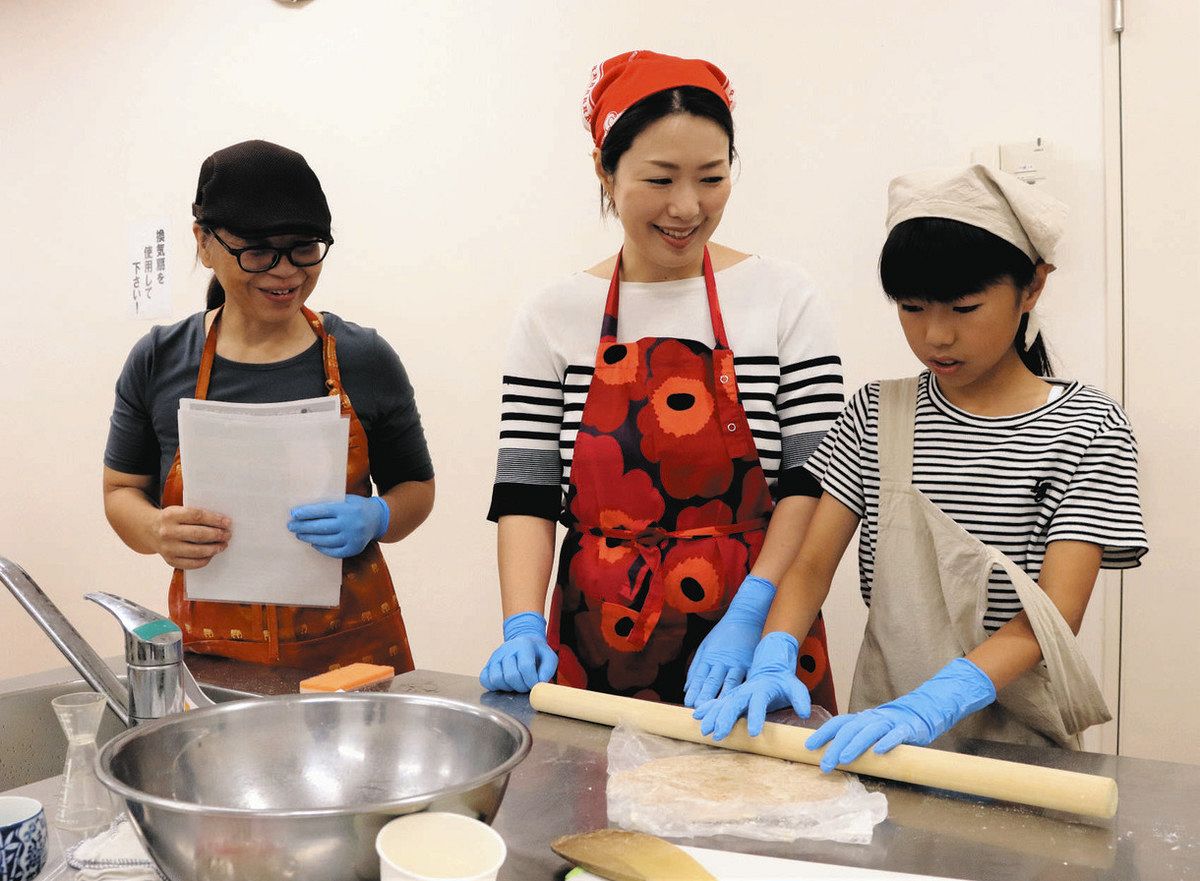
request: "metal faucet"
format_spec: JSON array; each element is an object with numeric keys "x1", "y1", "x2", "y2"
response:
[{"x1": 1, "y1": 557, "x2": 213, "y2": 726}]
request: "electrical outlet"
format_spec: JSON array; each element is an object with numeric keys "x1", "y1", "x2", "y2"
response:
[{"x1": 999, "y1": 138, "x2": 1049, "y2": 185}]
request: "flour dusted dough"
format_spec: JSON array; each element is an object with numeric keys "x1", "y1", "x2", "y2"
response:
[{"x1": 608, "y1": 752, "x2": 849, "y2": 823}]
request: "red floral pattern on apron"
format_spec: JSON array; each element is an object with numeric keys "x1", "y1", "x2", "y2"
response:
[
  {"x1": 162, "y1": 306, "x2": 415, "y2": 674},
  {"x1": 549, "y1": 250, "x2": 837, "y2": 708}
]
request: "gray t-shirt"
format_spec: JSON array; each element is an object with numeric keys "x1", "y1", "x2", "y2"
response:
[{"x1": 104, "y1": 311, "x2": 434, "y2": 500}]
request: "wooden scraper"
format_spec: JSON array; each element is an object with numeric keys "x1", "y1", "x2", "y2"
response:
[{"x1": 552, "y1": 830, "x2": 717, "y2": 881}]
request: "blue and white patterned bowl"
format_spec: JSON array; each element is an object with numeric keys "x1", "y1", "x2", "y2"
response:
[{"x1": 0, "y1": 797, "x2": 47, "y2": 881}]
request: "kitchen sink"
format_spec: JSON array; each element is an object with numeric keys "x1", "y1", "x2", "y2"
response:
[{"x1": 0, "y1": 677, "x2": 250, "y2": 791}]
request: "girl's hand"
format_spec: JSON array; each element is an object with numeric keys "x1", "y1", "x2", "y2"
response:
[
  {"x1": 155, "y1": 506, "x2": 231, "y2": 569},
  {"x1": 805, "y1": 657, "x2": 996, "y2": 772}
]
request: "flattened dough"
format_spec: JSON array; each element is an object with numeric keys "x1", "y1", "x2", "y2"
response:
[{"x1": 609, "y1": 752, "x2": 849, "y2": 823}]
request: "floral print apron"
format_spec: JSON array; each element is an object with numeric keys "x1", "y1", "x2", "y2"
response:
[{"x1": 548, "y1": 250, "x2": 837, "y2": 708}]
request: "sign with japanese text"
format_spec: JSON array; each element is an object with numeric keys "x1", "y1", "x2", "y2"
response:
[{"x1": 129, "y1": 220, "x2": 172, "y2": 319}]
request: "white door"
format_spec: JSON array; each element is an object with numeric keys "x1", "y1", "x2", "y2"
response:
[{"x1": 1119, "y1": 0, "x2": 1200, "y2": 762}]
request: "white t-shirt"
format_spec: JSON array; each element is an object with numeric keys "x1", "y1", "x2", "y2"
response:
[
  {"x1": 805, "y1": 372, "x2": 1149, "y2": 631},
  {"x1": 489, "y1": 255, "x2": 844, "y2": 520}
]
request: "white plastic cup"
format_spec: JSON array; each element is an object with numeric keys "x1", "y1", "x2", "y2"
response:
[{"x1": 376, "y1": 812, "x2": 506, "y2": 881}]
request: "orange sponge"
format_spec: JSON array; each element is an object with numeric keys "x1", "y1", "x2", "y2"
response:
[{"x1": 299, "y1": 663, "x2": 396, "y2": 693}]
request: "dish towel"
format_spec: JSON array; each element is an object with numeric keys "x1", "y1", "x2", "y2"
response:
[{"x1": 65, "y1": 815, "x2": 165, "y2": 881}]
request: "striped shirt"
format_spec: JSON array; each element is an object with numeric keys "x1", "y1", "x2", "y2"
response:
[
  {"x1": 489, "y1": 256, "x2": 844, "y2": 521},
  {"x1": 805, "y1": 373, "x2": 1148, "y2": 631}
]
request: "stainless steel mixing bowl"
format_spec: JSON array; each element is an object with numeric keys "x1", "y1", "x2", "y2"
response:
[{"x1": 95, "y1": 692, "x2": 531, "y2": 881}]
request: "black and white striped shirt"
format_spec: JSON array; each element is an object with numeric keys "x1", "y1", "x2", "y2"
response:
[
  {"x1": 805, "y1": 373, "x2": 1148, "y2": 631},
  {"x1": 489, "y1": 256, "x2": 844, "y2": 521}
]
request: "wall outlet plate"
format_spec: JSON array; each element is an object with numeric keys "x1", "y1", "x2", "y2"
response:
[{"x1": 1000, "y1": 139, "x2": 1050, "y2": 184}]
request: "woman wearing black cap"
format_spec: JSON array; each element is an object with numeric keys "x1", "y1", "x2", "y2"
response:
[{"x1": 102, "y1": 140, "x2": 434, "y2": 672}]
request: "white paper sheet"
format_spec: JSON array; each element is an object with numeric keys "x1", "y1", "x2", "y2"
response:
[
  {"x1": 178, "y1": 402, "x2": 349, "y2": 607},
  {"x1": 180, "y1": 395, "x2": 341, "y2": 418}
]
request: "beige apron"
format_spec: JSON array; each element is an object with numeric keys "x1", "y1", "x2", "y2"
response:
[{"x1": 848, "y1": 377, "x2": 1111, "y2": 749}]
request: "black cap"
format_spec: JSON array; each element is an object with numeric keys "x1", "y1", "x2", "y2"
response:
[{"x1": 192, "y1": 140, "x2": 331, "y2": 239}]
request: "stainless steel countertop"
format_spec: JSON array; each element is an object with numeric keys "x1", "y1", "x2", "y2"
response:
[
  {"x1": 6, "y1": 665, "x2": 1199, "y2": 880},
  {"x1": 399, "y1": 670, "x2": 1200, "y2": 881}
]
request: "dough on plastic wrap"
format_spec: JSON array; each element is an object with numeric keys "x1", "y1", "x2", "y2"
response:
[
  {"x1": 610, "y1": 752, "x2": 850, "y2": 822},
  {"x1": 605, "y1": 723, "x2": 889, "y2": 844}
]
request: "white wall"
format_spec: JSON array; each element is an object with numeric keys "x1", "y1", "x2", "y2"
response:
[
  {"x1": 1118, "y1": 0, "x2": 1200, "y2": 764},
  {"x1": 1, "y1": 1, "x2": 1115, "y2": 738}
]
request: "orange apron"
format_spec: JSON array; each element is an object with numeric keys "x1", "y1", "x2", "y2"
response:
[{"x1": 163, "y1": 306, "x2": 415, "y2": 674}]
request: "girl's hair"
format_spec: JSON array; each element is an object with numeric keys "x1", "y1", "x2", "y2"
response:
[
  {"x1": 598, "y1": 85, "x2": 735, "y2": 216},
  {"x1": 879, "y1": 217, "x2": 1052, "y2": 376}
]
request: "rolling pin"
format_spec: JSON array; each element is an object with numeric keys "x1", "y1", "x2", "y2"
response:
[{"x1": 529, "y1": 682, "x2": 1118, "y2": 819}]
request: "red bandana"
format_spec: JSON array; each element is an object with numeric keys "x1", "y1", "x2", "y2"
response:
[{"x1": 581, "y1": 50, "x2": 735, "y2": 149}]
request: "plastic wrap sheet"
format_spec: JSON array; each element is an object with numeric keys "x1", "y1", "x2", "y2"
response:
[{"x1": 605, "y1": 712, "x2": 888, "y2": 845}]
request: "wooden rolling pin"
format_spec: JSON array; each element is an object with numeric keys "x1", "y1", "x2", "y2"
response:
[{"x1": 529, "y1": 682, "x2": 1118, "y2": 819}]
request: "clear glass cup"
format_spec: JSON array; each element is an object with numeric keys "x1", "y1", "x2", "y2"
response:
[{"x1": 51, "y1": 692, "x2": 116, "y2": 834}]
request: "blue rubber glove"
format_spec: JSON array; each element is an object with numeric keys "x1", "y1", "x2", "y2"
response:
[
  {"x1": 684, "y1": 575, "x2": 776, "y2": 708},
  {"x1": 692, "y1": 631, "x2": 811, "y2": 741},
  {"x1": 479, "y1": 611, "x2": 558, "y2": 693},
  {"x1": 287, "y1": 495, "x2": 389, "y2": 559},
  {"x1": 806, "y1": 657, "x2": 997, "y2": 773}
]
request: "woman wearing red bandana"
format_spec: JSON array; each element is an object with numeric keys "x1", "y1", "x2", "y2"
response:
[{"x1": 481, "y1": 51, "x2": 842, "y2": 711}]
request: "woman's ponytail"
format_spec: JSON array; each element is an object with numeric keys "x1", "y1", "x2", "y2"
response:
[{"x1": 205, "y1": 275, "x2": 226, "y2": 309}]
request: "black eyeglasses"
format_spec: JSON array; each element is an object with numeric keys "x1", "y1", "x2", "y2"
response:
[{"x1": 207, "y1": 228, "x2": 334, "y2": 273}]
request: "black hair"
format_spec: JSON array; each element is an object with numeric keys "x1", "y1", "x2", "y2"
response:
[
  {"x1": 598, "y1": 85, "x2": 735, "y2": 215},
  {"x1": 879, "y1": 217, "x2": 1052, "y2": 376},
  {"x1": 193, "y1": 228, "x2": 226, "y2": 309},
  {"x1": 206, "y1": 275, "x2": 225, "y2": 309}
]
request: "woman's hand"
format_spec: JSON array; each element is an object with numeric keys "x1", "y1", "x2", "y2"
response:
[
  {"x1": 155, "y1": 506, "x2": 231, "y2": 570},
  {"x1": 288, "y1": 495, "x2": 389, "y2": 558},
  {"x1": 693, "y1": 631, "x2": 812, "y2": 740},
  {"x1": 103, "y1": 467, "x2": 230, "y2": 568},
  {"x1": 684, "y1": 575, "x2": 776, "y2": 707},
  {"x1": 479, "y1": 611, "x2": 558, "y2": 693}
]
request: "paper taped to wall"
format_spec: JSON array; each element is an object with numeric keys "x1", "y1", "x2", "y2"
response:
[{"x1": 128, "y1": 219, "x2": 171, "y2": 320}]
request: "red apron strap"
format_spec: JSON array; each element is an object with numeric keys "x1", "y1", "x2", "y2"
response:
[
  {"x1": 586, "y1": 517, "x2": 768, "y2": 652},
  {"x1": 601, "y1": 247, "x2": 729, "y2": 349},
  {"x1": 593, "y1": 518, "x2": 768, "y2": 545},
  {"x1": 701, "y1": 248, "x2": 730, "y2": 350},
  {"x1": 600, "y1": 250, "x2": 622, "y2": 343}
]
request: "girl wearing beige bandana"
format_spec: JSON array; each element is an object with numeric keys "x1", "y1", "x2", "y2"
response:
[{"x1": 695, "y1": 167, "x2": 1148, "y2": 769}]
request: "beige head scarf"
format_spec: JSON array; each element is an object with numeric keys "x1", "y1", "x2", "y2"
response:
[{"x1": 886, "y1": 165, "x2": 1068, "y2": 348}]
